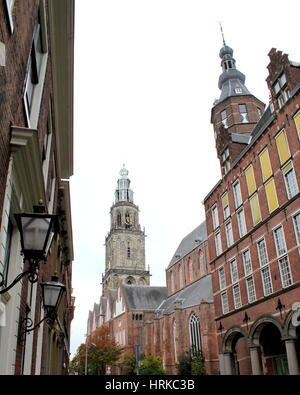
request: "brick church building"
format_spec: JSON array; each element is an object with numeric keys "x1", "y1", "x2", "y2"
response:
[
  {"x1": 88, "y1": 40, "x2": 300, "y2": 375},
  {"x1": 204, "y1": 43, "x2": 300, "y2": 374}
]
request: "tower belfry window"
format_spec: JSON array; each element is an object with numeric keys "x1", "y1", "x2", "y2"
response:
[
  {"x1": 221, "y1": 110, "x2": 228, "y2": 128},
  {"x1": 239, "y1": 104, "x2": 249, "y2": 123}
]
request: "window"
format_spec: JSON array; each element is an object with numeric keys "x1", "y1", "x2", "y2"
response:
[
  {"x1": 275, "y1": 130, "x2": 291, "y2": 165},
  {"x1": 265, "y1": 178, "x2": 279, "y2": 213},
  {"x1": 5, "y1": 0, "x2": 15, "y2": 33},
  {"x1": 189, "y1": 313, "x2": 201, "y2": 356},
  {"x1": 261, "y1": 267, "x2": 273, "y2": 296},
  {"x1": 257, "y1": 239, "x2": 268, "y2": 267},
  {"x1": 221, "y1": 110, "x2": 228, "y2": 128},
  {"x1": 170, "y1": 271, "x2": 174, "y2": 293},
  {"x1": 235, "y1": 87, "x2": 242, "y2": 94},
  {"x1": 221, "y1": 292, "x2": 229, "y2": 314},
  {"x1": 173, "y1": 321, "x2": 177, "y2": 362},
  {"x1": 222, "y1": 192, "x2": 230, "y2": 220},
  {"x1": 259, "y1": 148, "x2": 272, "y2": 183},
  {"x1": 293, "y1": 213, "x2": 300, "y2": 245},
  {"x1": 117, "y1": 212, "x2": 122, "y2": 226},
  {"x1": 225, "y1": 221, "x2": 234, "y2": 247},
  {"x1": 274, "y1": 73, "x2": 290, "y2": 109},
  {"x1": 230, "y1": 259, "x2": 239, "y2": 283},
  {"x1": 127, "y1": 242, "x2": 130, "y2": 259},
  {"x1": 233, "y1": 285, "x2": 242, "y2": 309},
  {"x1": 249, "y1": 193, "x2": 261, "y2": 225},
  {"x1": 294, "y1": 111, "x2": 300, "y2": 139},
  {"x1": 233, "y1": 181, "x2": 242, "y2": 208},
  {"x1": 243, "y1": 249, "x2": 252, "y2": 276},
  {"x1": 1, "y1": 219, "x2": 13, "y2": 286},
  {"x1": 215, "y1": 232, "x2": 222, "y2": 256},
  {"x1": 239, "y1": 104, "x2": 248, "y2": 123},
  {"x1": 24, "y1": 2, "x2": 48, "y2": 128},
  {"x1": 237, "y1": 208, "x2": 247, "y2": 237},
  {"x1": 278, "y1": 256, "x2": 293, "y2": 288},
  {"x1": 219, "y1": 266, "x2": 226, "y2": 290},
  {"x1": 246, "y1": 276, "x2": 256, "y2": 303},
  {"x1": 283, "y1": 162, "x2": 298, "y2": 199},
  {"x1": 212, "y1": 205, "x2": 219, "y2": 229},
  {"x1": 221, "y1": 148, "x2": 230, "y2": 174},
  {"x1": 257, "y1": 107, "x2": 262, "y2": 118},
  {"x1": 274, "y1": 226, "x2": 287, "y2": 257},
  {"x1": 245, "y1": 165, "x2": 256, "y2": 196}
]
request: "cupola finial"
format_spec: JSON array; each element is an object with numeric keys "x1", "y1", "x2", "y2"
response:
[{"x1": 219, "y1": 22, "x2": 226, "y2": 47}]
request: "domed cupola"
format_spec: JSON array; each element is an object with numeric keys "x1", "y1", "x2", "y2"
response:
[
  {"x1": 115, "y1": 165, "x2": 134, "y2": 203},
  {"x1": 217, "y1": 44, "x2": 251, "y2": 103}
]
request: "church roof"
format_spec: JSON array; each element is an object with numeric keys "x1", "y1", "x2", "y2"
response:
[
  {"x1": 156, "y1": 274, "x2": 213, "y2": 314},
  {"x1": 167, "y1": 221, "x2": 207, "y2": 269},
  {"x1": 122, "y1": 285, "x2": 167, "y2": 311}
]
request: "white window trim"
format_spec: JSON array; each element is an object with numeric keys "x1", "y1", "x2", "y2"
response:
[
  {"x1": 212, "y1": 204, "x2": 219, "y2": 230},
  {"x1": 233, "y1": 284, "x2": 242, "y2": 309},
  {"x1": 293, "y1": 212, "x2": 300, "y2": 246},
  {"x1": 230, "y1": 259, "x2": 239, "y2": 284},
  {"x1": 283, "y1": 162, "x2": 299, "y2": 199},
  {"x1": 233, "y1": 180, "x2": 242, "y2": 208},
  {"x1": 278, "y1": 256, "x2": 293, "y2": 288},
  {"x1": 219, "y1": 266, "x2": 226, "y2": 290},
  {"x1": 237, "y1": 208, "x2": 247, "y2": 237},
  {"x1": 225, "y1": 220, "x2": 234, "y2": 247},
  {"x1": 221, "y1": 292, "x2": 229, "y2": 314},
  {"x1": 257, "y1": 238, "x2": 268, "y2": 267},
  {"x1": 246, "y1": 276, "x2": 256, "y2": 303},
  {"x1": 242, "y1": 248, "x2": 252, "y2": 276},
  {"x1": 273, "y1": 226, "x2": 287, "y2": 258},
  {"x1": 261, "y1": 266, "x2": 273, "y2": 296}
]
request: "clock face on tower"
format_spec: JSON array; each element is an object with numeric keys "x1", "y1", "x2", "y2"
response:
[{"x1": 125, "y1": 214, "x2": 130, "y2": 225}]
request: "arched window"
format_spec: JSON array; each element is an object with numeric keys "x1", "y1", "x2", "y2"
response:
[
  {"x1": 117, "y1": 212, "x2": 122, "y2": 226},
  {"x1": 169, "y1": 270, "x2": 174, "y2": 293},
  {"x1": 125, "y1": 212, "x2": 130, "y2": 228},
  {"x1": 189, "y1": 313, "x2": 201, "y2": 356},
  {"x1": 173, "y1": 320, "x2": 177, "y2": 362}
]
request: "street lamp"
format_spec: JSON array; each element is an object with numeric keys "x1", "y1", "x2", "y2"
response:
[
  {"x1": 19, "y1": 275, "x2": 65, "y2": 340},
  {"x1": 0, "y1": 209, "x2": 58, "y2": 294}
]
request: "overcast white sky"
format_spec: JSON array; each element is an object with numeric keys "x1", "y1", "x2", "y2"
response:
[{"x1": 69, "y1": 0, "x2": 300, "y2": 356}]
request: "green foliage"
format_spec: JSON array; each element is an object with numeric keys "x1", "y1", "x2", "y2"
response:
[
  {"x1": 69, "y1": 325, "x2": 123, "y2": 375},
  {"x1": 123, "y1": 353, "x2": 137, "y2": 375},
  {"x1": 139, "y1": 355, "x2": 165, "y2": 375},
  {"x1": 176, "y1": 349, "x2": 206, "y2": 375}
]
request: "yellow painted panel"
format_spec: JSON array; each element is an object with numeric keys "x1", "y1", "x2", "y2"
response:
[
  {"x1": 275, "y1": 130, "x2": 291, "y2": 165},
  {"x1": 245, "y1": 165, "x2": 256, "y2": 196},
  {"x1": 294, "y1": 111, "x2": 300, "y2": 139},
  {"x1": 249, "y1": 194, "x2": 261, "y2": 225},
  {"x1": 265, "y1": 178, "x2": 279, "y2": 213},
  {"x1": 259, "y1": 149, "x2": 272, "y2": 182},
  {"x1": 221, "y1": 192, "x2": 229, "y2": 208}
]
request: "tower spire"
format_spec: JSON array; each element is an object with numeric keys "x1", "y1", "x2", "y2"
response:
[{"x1": 219, "y1": 22, "x2": 226, "y2": 47}]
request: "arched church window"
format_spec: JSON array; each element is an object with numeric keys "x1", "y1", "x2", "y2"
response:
[
  {"x1": 173, "y1": 320, "x2": 177, "y2": 363},
  {"x1": 117, "y1": 212, "x2": 122, "y2": 226},
  {"x1": 189, "y1": 313, "x2": 201, "y2": 356}
]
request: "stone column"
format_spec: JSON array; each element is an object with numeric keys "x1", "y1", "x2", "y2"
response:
[
  {"x1": 285, "y1": 339, "x2": 300, "y2": 375},
  {"x1": 249, "y1": 346, "x2": 262, "y2": 375},
  {"x1": 223, "y1": 352, "x2": 233, "y2": 375},
  {"x1": 219, "y1": 353, "x2": 225, "y2": 375}
]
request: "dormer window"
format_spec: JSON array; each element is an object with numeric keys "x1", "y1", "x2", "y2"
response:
[{"x1": 221, "y1": 110, "x2": 228, "y2": 128}]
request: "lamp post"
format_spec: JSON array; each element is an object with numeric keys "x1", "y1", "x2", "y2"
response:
[{"x1": 0, "y1": 209, "x2": 58, "y2": 294}]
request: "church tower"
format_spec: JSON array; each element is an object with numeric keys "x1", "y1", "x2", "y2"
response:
[
  {"x1": 211, "y1": 34, "x2": 265, "y2": 176},
  {"x1": 101, "y1": 165, "x2": 150, "y2": 295}
]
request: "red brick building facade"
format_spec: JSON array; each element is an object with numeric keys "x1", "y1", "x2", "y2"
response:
[
  {"x1": 204, "y1": 45, "x2": 300, "y2": 375},
  {"x1": 0, "y1": 0, "x2": 75, "y2": 374}
]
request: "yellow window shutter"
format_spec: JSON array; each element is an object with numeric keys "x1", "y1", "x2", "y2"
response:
[
  {"x1": 221, "y1": 192, "x2": 229, "y2": 208},
  {"x1": 275, "y1": 130, "x2": 291, "y2": 165},
  {"x1": 259, "y1": 149, "x2": 272, "y2": 182},
  {"x1": 245, "y1": 165, "x2": 256, "y2": 196},
  {"x1": 294, "y1": 111, "x2": 300, "y2": 139},
  {"x1": 265, "y1": 178, "x2": 279, "y2": 213},
  {"x1": 249, "y1": 194, "x2": 261, "y2": 225}
]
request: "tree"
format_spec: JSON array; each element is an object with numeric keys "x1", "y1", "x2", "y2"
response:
[
  {"x1": 69, "y1": 325, "x2": 123, "y2": 375},
  {"x1": 139, "y1": 355, "x2": 165, "y2": 375},
  {"x1": 176, "y1": 349, "x2": 206, "y2": 375}
]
